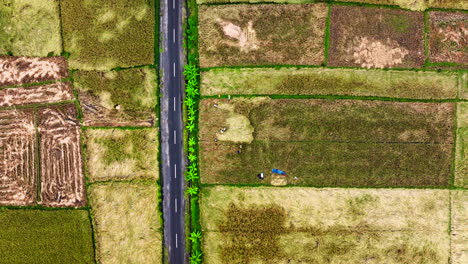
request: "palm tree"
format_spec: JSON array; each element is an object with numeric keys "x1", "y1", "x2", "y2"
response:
[
  {"x1": 190, "y1": 251, "x2": 202, "y2": 264},
  {"x1": 186, "y1": 186, "x2": 199, "y2": 195},
  {"x1": 186, "y1": 122, "x2": 195, "y2": 132},
  {"x1": 188, "y1": 153, "x2": 197, "y2": 162},
  {"x1": 188, "y1": 137, "x2": 196, "y2": 147}
]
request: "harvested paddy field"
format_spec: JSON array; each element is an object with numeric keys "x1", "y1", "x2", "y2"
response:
[
  {"x1": 0, "y1": 109, "x2": 36, "y2": 206},
  {"x1": 0, "y1": 0, "x2": 62, "y2": 56},
  {"x1": 84, "y1": 128, "x2": 159, "y2": 182},
  {"x1": 200, "y1": 186, "x2": 450, "y2": 264},
  {"x1": 198, "y1": 4, "x2": 327, "y2": 67},
  {"x1": 456, "y1": 102, "x2": 468, "y2": 188},
  {"x1": 335, "y1": 0, "x2": 468, "y2": 10},
  {"x1": 429, "y1": 11, "x2": 468, "y2": 66},
  {"x1": 60, "y1": 0, "x2": 155, "y2": 70},
  {"x1": 451, "y1": 190, "x2": 468, "y2": 264},
  {"x1": 0, "y1": 209, "x2": 95, "y2": 263},
  {"x1": 74, "y1": 68, "x2": 156, "y2": 127},
  {"x1": 89, "y1": 182, "x2": 161, "y2": 264},
  {"x1": 38, "y1": 104, "x2": 85, "y2": 207},
  {"x1": 329, "y1": 5, "x2": 424, "y2": 68},
  {"x1": 0, "y1": 56, "x2": 68, "y2": 88},
  {"x1": 199, "y1": 98, "x2": 453, "y2": 187},
  {"x1": 201, "y1": 67, "x2": 459, "y2": 99},
  {"x1": 0, "y1": 82, "x2": 73, "y2": 107}
]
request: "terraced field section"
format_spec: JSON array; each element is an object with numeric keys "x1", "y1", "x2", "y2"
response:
[
  {"x1": 89, "y1": 182, "x2": 162, "y2": 264},
  {"x1": 74, "y1": 68, "x2": 157, "y2": 127},
  {"x1": 198, "y1": 3, "x2": 327, "y2": 67},
  {"x1": 0, "y1": 209, "x2": 95, "y2": 263},
  {"x1": 83, "y1": 128, "x2": 159, "y2": 182},
  {"x1": 200, "y1": 186, "x2": 454, "y2": 263},
  {"x1": 60, "y1": 0, "x2": 155, "y2": 70},
  {"x1": 199, "y1": 98, "x2": 454, "y2": 187},
  {"x1": 201, "y1": 67, "x2": 460, "y2": 99}
]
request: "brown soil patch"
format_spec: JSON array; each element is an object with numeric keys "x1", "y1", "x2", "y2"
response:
[
  {"x1": 198, "y1": 4, "x2": 327, "y2": 67},
  {"x1": 429, "y1": 11, "x2": 468, "y2": 66},
  {"x1": 329, "y1": 5, "x2": 424, "y2": 68},
  {"x1": 0, "y1": 82, "x2": 74, "y2": 107},
  {"x1": 0, "y1": 56, "x2": 68, "y2": 88},
  {"x1": 0, "y1": 109, "x2": 37, "y2": 206},
  {"x1": 38, "y1": 104, "x2": 85, "y2": 207}
]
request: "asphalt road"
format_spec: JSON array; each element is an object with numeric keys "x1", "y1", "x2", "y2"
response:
[{"x1": 160, "y1": 0, "x2": 186, "y2": 263}]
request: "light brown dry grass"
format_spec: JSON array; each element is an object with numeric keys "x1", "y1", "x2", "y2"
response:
[
  {"x1": 84, "y1": 128, "x2": 159, "y2": 182},
  {"x1": 198, "y1": 4, "x2": 327, "y2": 67},
  {"x1": 89, "y1": 182, "x2": 161, "y2": 264},
  {"x1": 456, "y1": 102, "x2": 468, "y2": 187},
  {"x1": 201, "y1": 186, "x2": 450, "y2": 264},
  {"x1": 451, "y1": 190, "x2": 468, "y2": 264}
]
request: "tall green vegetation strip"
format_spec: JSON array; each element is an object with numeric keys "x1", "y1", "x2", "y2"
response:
[
  {"x1": 0, "y1": 209, "x2": 95, "y2": 263},
  {"x1": 201, "y1": 67, "x2": 459, "y2": 99},
  {"x1": 60, "y1": 0, "x2": 155, "y2": 70},
  {"x1": 185, "y1": 0, "x2": 203, "y2": 263}
]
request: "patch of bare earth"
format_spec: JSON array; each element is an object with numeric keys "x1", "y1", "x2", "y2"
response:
[
  {"x1": 0, "y1": 82, "x2": 74, "y2": 107},
  {"x1": 0, "y1": 109, "x2": 37, "y2": 206},
  {"x1": 0, "y1": 56, "x2": 68, "y2": 87},
  {"x1": 38, "y1": 104, "x2": 85, "y2": 207},
  {"x1": 329, "y1": 5, "x2": 424, "y2": 68},
  {"x1": 429, "y1": 11, "x2": 468, "y2": 66}
]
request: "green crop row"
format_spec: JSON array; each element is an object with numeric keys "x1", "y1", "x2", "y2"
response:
[{"x1": 185, "y1": 0, "x2": 203, "y2": 263}]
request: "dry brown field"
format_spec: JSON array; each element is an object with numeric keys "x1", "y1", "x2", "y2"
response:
[
  {"x1": 0, "y1": 109, "x2": 37, "y2": 206},
  {"x1": 38, "y1": 104, "x2": 85, "y2": 207},
  {"x1": 329, "y1": 5, "x2": 424, "y2": 68},
  {"x1": 0, "y1": 56, "x2": 68, "y2": 87},
  {"x1": 429, "y1": 11, "x2": 468, "y2": 66},
  {"x1": 198, "y1": 4, "x2": 327, "y2": 67},
  {"x1": 0, "y1": 82, "x2": 74, "y2": 107}
]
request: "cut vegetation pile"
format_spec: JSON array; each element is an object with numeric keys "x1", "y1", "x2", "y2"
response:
[
  {"x1": 74, "y1": 68, "x2": 157, "y2": 127},
  {"x1": 199, "y1": 98, "x2": 454, "y2": 187},
  {"x1": 60, "y1": 0, "x2": 155, "y2": 70},
  {"x1": 198, "y1": 4, "x2": 327, "y2": 67},
  {"x1": 329, "y1": 5, "x2": 424, "y2": 68},
  {"x1": 0, "y1": 209, "x2": 95, "y2": 263},
  {"x1": 201, "y1": 67, "x2": 459, "y2": 99},
  {"x1": 200, "y1": 186, "x2": 450, "y2": 264},
  {"x1": 84, "y1": 128, "x2": 159, "y2": 182},
  {"x1": 0, "y1": 0, "x2": 62, "y2": 56},
  {"x1": 89, "y1": 182, "x2": 162, "y2": 264},
  {"x1": 0, "y1": 82, "x2": 73, "y2": 107}
]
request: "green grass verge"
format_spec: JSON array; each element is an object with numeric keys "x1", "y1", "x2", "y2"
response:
[
  {"x1": 0, "y1": 0, "x2": 62, "y2": 56},
  {"x1": 0, "y1": 209, "x2": 95, "y2": 264},
  {"x1": 60, "y1": 0, "x2": 155, "y2": 70},
  {"x1": 200, "y1": 67, "x2": 459, "y2": 99}
]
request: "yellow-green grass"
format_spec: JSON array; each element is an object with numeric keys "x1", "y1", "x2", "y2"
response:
[
  {"x1": 0, "y1": 209, "x2": 95, "y2": 263},
  {"x1": 74, "y1": 68, "x2": 157, "y2": 127},
  {"x1": 201, "y1": 67, "x2": 458, "y2": 99},
  {"x1": 456, "y1": 102, "x2": 468, "y2": 187},
  {"x1": 89, "y1": 182, "x2": 161, "y2": 264},
  {"x1": 199, "y1": 98, "x2": 453, "y2": 187},
  {"x1": 0, "y1": 0, "x2": 62, "y2": 56},
  {"x1": 201, "y1": 186, "x2": 450, "y2": 263},
  {"x1": 198, "y1": 4, "x2": 327, "y2": 67},
  {"x1": 197, "y1": 0, "x2": 310, "y2": 3},
  {"x1": 84, "y1": 128, "x2": 159, "y2": 182},
  {"x1": 451, "y1": 190, "x2": 468, "y2": 264},
  {"x1": 329, "y1": 5, "x2": 424, "y2": 69},
  {"x1": 60, "y1": 0, "x2": 155, "y2": 70}
]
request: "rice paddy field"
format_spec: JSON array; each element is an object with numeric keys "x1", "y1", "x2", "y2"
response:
[
  {"x1": 200, "y1": 186, "x2": 454, "y2": 264},
  {"x1": 89, "y1": 183, "x2": 162, "y2": 264},
  {"x1": 194, "y1": 1, "x2": 467, "y2": 263}
]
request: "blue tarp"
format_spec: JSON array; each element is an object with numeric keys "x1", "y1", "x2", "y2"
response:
[{"x1": 271, "y1": 169, "x2": 287, "y2": 175}]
